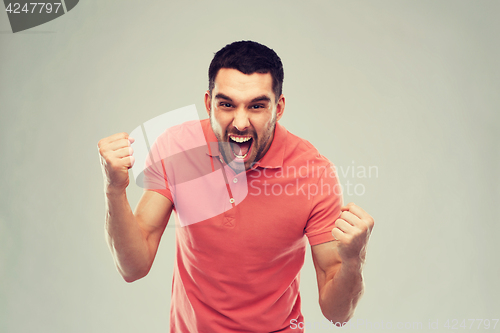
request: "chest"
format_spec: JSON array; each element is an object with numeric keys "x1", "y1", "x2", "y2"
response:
[{"x1": 173, "y1": 166, "x2": 313, "y2": 262}]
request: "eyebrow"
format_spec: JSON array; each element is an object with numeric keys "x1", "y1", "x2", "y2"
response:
[
  {"x1": 214, "y1": 93, "x2": 271, "y2": 103},
  {"x1": 214, "y1": 93, "x2": 233, "y2": 101},
  {"x1": 250, "y1": 95, "x2": 271, "y2": 103}
]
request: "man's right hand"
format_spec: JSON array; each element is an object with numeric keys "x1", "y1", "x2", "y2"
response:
[{"x1": 98, "y1": 133, "x2": 135, "y2": 191}]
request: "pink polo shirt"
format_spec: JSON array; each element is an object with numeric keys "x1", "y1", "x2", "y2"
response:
[{"x1": 144, "y1": 119, "x2": 343, "y2": 332}]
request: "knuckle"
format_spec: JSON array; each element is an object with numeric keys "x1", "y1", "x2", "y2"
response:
[{"x1": 101, "y1": 151, "x2": 111, "y2": 161}]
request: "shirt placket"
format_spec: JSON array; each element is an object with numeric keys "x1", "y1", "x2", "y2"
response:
[{"x1": 215, "y1": 156, "x2": 237, "y2": 227}]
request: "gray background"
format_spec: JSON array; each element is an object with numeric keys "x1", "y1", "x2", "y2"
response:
[{"x1": 1, "y1": 1, "x2": 499, "y2": 332}]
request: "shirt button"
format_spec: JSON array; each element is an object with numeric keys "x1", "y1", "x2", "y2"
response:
[
  {"x1": 229, "y1": 198, "x2": 235, "y2": 204},
  {"x1": 233, "y1": 178, "x2": 238, "y2": 183}
]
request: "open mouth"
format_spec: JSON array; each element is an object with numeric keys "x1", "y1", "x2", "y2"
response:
[{"x1": 229, "y1": 135, "x2": 253, "y2": 160}]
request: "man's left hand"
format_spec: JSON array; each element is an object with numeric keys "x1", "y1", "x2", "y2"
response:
[{"x1": 332, "y1": 202, "x2": 374, "y2": 265}]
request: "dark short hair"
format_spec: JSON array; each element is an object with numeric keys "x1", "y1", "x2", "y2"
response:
[{"x1": 208, "y1": 41, "x2": 284, "y2": 101}]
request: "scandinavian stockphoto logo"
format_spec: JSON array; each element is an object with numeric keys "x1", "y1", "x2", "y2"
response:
[
  {"x1": 130, "y1": 105, "x2": 248, "y2": 227},
  {"x1": 3, "y1": 0, "x2": 79, "y2": 33}
]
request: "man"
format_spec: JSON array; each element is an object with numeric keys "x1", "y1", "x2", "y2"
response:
[{"x1": 98, "y1": 41, "x2": 374, "y2": 332}]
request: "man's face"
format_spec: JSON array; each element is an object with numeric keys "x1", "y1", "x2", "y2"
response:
[{"x1": 204, "y1": 68, "x2": 285, "y2": 170}]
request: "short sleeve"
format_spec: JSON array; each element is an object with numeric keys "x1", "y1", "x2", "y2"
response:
[
  {"x1": 142, "y1": 133, "x2": 174, "y2": 204},
  {"x1": 304, "y1": 162, "x2": 343, "y2": 246},
  {"x1": 142, "y1": 120, "x2": 214, "y2": 209}
]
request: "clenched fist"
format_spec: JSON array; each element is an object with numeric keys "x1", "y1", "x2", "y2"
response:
[
  {"x1": 332, "y1": 202, "x2": 374, "y2": 265},
  {"x1": 98, "y1": 132, "x2": 135, "y2": 191}
]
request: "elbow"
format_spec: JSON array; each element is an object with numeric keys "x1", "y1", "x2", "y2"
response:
[
  {"x1": 319, "y1": 289, "x2": 364, "y2": 325},
  {"x1": 122, "y1": 275, "x2": 141, "y2": 283},
  {"x1": 121, "y1": 271, "x2": 147, "y2": 283},
  {"x1": 321, "y1": 307, "x2": 354, "y2": 326},
  {"x1": 111, "y1": 251, "x2": 153, "y2": 283},
  {"x1": 118, "y1": 266, "x2": 150, "y2": 283}
]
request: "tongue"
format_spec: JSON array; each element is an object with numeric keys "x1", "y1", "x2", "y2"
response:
[
  {"x1": 238, "y1": 140, "x2": 251, "y2": 155},
  {"x1": 232, "y1": 140, "x2": 251, "y2": 156}
]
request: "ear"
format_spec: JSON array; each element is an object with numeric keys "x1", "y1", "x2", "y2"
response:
[
  {"x1": 275, "y1": 94, "x2": 285, "y2": 121},
  {"x1": 204, "y1": 90, "x2": 212, "y2": 117}
]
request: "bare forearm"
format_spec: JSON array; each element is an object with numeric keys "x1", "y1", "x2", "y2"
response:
[
  {"x1": 105, "y1": 187, "x2": 152, "y2": 282},
  {"x1": 319, "y1": 261, "x2": 364, "y2": 324}
]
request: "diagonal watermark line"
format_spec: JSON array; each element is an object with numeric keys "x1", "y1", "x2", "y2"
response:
[
  {"x1": 141, "y1": 123, "x2": 151, "y2": 152},
  {"x1": 60, "y1": 0, "x2": 68, "y2": 13}
]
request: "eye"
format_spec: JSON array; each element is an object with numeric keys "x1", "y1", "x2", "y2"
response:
[
  {"x1": 250, "y1": 104, "x2": 265, "y2": 109},
  {"x1": 219, "y1": 102, "x2": 233, "y2": 108}
]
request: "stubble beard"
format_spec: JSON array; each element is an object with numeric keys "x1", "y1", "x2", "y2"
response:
[{"x1": 209, "y1": 110, "x2": 277, "y2": 170}]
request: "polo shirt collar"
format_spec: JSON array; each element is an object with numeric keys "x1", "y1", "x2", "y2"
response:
[
  {"x1": 253, "y1": 122, "x2": 286, "y2": 169},
  {"x1": 203, "y1": 119, "x2": 286, "y2": 169}
]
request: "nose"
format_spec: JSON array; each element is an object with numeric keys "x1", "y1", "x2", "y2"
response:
[{"x1": 232, "y1": 108, "x2": 250, "y2": 132}]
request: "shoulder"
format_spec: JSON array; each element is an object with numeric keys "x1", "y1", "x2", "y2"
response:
[
  {"x1": 154, "y1": 119, "x2": 206, "y2": 145},
  {"x1": 146, "y1": 120, "x2": 208, "y2": 162},
  {"x1": 282, "y1": 127, "x2": 333, "y2": 170},
  {"x1": 165, "y1": 119, "x2": 205, "y2": 137}
]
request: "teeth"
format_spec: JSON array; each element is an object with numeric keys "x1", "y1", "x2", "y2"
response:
[
  {"x1": 233, "y1": 152, "x2": 248, "y2": 159},
  {"x1": 230, "y1": 136, "x2": 251, "y2": 143}
]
